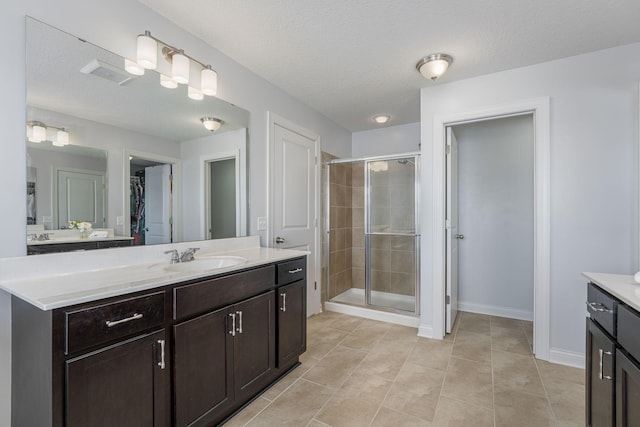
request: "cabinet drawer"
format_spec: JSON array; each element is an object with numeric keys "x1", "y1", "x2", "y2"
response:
[
  {"x1": 174, "y1": 265, "x2": 275, "y2": 321},
  {"x1": 618, "y1": 304, "x2": 640, "y2": 363},
  {"x1": 587, "y1": 283, "x2": 617, "y2": 337},
  {"x1": 277, "y1": 258, "x2": 306, "y2": 285},
  {"x1": 65, "y1": 292, "x2": 165, "y2": 355}
]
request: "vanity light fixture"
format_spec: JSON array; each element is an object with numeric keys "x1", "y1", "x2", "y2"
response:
[
  {"x1": 416, "y1": 53, "x2": 453, "y2": 81},
  {"x1": 127, "y1": 31, "x2": 218, "y2": 99},
  {"x1": 373, "y1": 114, "x2": 390, "y2": 124},
  {"x1": 27, "y1": 121, "x2": 70, "y2": 146},
  {"x1": 200, "y1": 117, "x2": 223, "y2": 132}
]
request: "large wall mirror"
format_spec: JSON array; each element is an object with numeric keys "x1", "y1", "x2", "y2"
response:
[{"x1": 26, "y1": 17, "x2": 250, "y2": 254}]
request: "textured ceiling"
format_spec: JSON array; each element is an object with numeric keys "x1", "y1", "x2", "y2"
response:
[{"x1": 137, "y1": 0, "x2": 640, "y2": 132}]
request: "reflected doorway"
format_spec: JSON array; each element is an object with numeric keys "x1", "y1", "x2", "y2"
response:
[{"x1": 205, "y1": 157, "x2": 237, "y2": 239}]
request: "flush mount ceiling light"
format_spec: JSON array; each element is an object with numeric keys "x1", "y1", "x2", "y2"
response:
[
  {"x1": 27, "y1": 121, "x2": 70, "y2": 146},
  {"x1": 416, "y1": 53, "x2": 453, "y2": 81},
  {"x1": 373, "y1": 114, "x2": 390, "y2": 124},
  {"x1": 126, "y1": 30, "x2": 218, "y2": 100},
  {"x1": 200, "y1": 117, "x2": 223, "y2": 132}
]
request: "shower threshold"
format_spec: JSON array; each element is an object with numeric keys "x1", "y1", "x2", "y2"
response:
[{"x1": 325, "y1": 288, "x2": 419, "y2": 327}]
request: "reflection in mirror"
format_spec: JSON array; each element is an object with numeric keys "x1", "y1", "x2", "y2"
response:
[{"x1": 26, "y1": 17, "x2": 250, "y2": 254}]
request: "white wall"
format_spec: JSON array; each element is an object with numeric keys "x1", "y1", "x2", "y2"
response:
[
  {"x1": 420, "y1": 43, "x2": 640, "y2": 362},
  {"x1": 0, "y1": 2, "x2": 351, "y2": 424},
  {"x1": 352, "y1": 122, "x2": 420, "y2": 157},
  {"x1": 454, "y1": 115, "x2": 535, "y2": 319}
]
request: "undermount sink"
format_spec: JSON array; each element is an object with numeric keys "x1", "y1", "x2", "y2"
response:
[{"x1": 164, "y1": 256, "x2": 248, "y2": 273}]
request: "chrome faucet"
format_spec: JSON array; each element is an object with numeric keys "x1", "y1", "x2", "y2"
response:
[
  {"x1": 179, "y1": 248, "x2": 200, "y2": 262},
  {"x1": 164, "y1": 249, "x2": 180, "y2": 264}
]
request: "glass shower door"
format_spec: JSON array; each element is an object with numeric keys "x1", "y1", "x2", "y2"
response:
[{"x1": 365, "y1": 156, "x2": 419, "y2": 313}]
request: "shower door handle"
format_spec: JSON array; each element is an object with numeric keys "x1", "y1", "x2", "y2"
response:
[{"x1": 275, "y1": 236, "x2": 285, "y2": 244}]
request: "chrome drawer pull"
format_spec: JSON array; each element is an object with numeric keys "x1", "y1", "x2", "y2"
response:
[
  {"x1": 280, "y1": 293, "x2": 287, "y2": 312},
  {"x1": 586, "y1": 301, "x2": 613, "y2": 313},
  {"x1": 598, "y1": 348, "x2": 614, "y2": 380},
  {"x1": 288, "y1": 268, "x2": 303, "y2": 274},
  {"x1": 105, "y1": 313, "x2": 143, "y2": 327},
  {"x1": 237, "y1": 311, "x2": 243, "y2": 334},
  {"x1": 229, "y1": 313, "x2": 236, "y2": 336},
  {"x1": 157, "y1": 340, "x2": 166, "y2": 370}
]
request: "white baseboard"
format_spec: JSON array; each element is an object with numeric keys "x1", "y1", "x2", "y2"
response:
[
  {"x1": 548, "y1": 348, "x2": 584, "y2": 369},
  {"x1": 418, "y1": 324, "x2": 435, "y2": 339},
  {"x1": 458, "y1": 301, "x2": 533, "y2": 321}
]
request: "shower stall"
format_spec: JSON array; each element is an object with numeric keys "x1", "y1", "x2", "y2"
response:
[{"x1": 323, "y1": 153, "x2": 420, "y2": 325}]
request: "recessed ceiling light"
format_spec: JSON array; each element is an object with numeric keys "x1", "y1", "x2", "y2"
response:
[{"x1": 373, "y1": 114, "x2": 390, "y2": 124}]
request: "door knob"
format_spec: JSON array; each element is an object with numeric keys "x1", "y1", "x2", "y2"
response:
[
  {"x1": 455, "y1": 234, "x2": 464, "y2": 239},
  {"x1": 275, "y1": 236, "x2": 285, "y2": 244}
]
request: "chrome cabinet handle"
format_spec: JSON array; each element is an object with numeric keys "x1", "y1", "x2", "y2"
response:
[
  {"x1": 586, "y1": 301, "x2": 613, "y2": 313},
  {"x1": 275, "y1": 236, "x2": 285, "y2": 244},
  {"x1": 157, "y1": 339, "x2": 166, "y2": 370},
  {"x1": 237, "y1": 311, "x2": 243, "y2": 334},
  {"x1": 288, "y1": 268, "x2": 303, "y2": 274},
  {"x1": 105, "y1": 313, "x2": 143, "y2": 327},
  {"x1": 229, "y1": 312, "x2": 236, "y2": 336},
  {"x1": 598, "y1": 348, "x2": 614, "y2": 380},
  {"x1": 280, "y1": 293, "x2": 287, "y2": 312},
  {"x1": 455, "y1": 234, "x2": 464, "y2": 239}
]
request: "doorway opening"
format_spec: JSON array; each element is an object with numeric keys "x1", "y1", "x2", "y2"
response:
[
  {"x1": 204, "y1": 156, "x2": 238, "y2": 240},
  {"x1": 445, "y1": 115, "x2": 535, "y2": 334}
]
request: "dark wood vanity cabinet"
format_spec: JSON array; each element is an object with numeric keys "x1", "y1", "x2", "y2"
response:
[
  {"x1": 11, "y1": 256, "x2": 307, "y2": 427},
  {"x1": 27, "y1": 239, "x2": 133, "y2": 255},
  {"x1": 586, "y1": 282, "x2": 640, "y2": 427}
]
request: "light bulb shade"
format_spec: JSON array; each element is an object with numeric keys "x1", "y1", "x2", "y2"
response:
[
  {"x1": 136, "y1": 33, "x2": 157, "y2": 69},
  {"x1": 416, "y1": 54, "x2": 453, "y2": 80},
  {"x1": 373, "y1": 114, "x2": 390, "y2": 124},
  {"x1": 188, "y1": 86, "x2": 204, "y2": 100},
  {"x1": 56, "y1": 129, "x2": 69, "y2": 145},
  {"x1": 200, "y1": 117, "x2": 222, "y2": 132},
  {"x1": 124, "y1": 58, "x2": 145, "y2": 76},
  {"x1": 171, "y1": 52, "x2": 190, "y2": 84},
  {"x1": 31, "y1": 124, "x2": 46, "y2": 142},
  {"x1": 200, "y1": 67, "x2": 218, "y2": 96},
  {"x1": 160, "y1": 74, "x2": 178, "y2": 89}
]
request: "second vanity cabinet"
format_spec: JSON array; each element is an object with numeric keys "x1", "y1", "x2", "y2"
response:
[
  {"x1": 11, "y1": 256, "x2": 307, "y2": 427},
  {"x1": 585, "y1": 281, "x2": 640, "y2": 427}
]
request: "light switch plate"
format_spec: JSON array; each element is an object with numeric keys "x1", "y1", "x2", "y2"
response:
[
  {"x1": 257, "y1": 217, "x2": 267, "y2": 231},
  {"x1": 116, "y1": 216, "x2": 124, "y2": 226}
]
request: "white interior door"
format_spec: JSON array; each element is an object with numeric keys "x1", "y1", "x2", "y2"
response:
[
  {"x1": 271, "y1": 122, "x2": 319, "y2": 315},
  {"x1": 144, "y1": 164, "x2": 172, "y2": 244},
  {"x1": 57, "y1": 169, "x2": 105, "y2": 228},
  {"x1": 446, "y1": 127, "x2": 459, "y2": 333}
]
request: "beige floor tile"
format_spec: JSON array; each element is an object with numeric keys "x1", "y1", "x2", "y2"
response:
[
  {"x1": 224, "y1": 397, "x2": 270, "y2": 427},
  {"x1": 261, "y1": 371, "x2": 299, "y2": 401},
  {"x1": 315, "y1": 371, "x2": 392, "y2": 427},
  {"x1": 451, "y1": 329, "x2": 492, "y2": 363},
  {"x1": 407, "y1": 339, "x2": 453, "y2": 371},
  {"x1": 303, "y1": 345, "x2": 367, "y2": 388},
  {"x1": 457, "y1": 312, "x2": 491, "y2": 335},
  {"x1": 340, "y1": 323, "x2": 387, "y2": 351},
  {"x1": 491, "y1": 316, "x2": 529, "y2": 330},
  {"x1": 382, "y1": 362, "x2": 445, "y2": 421},
  {"x1": 441, "y1": 357, "x2": 493, "y2": 408},
  {"x1": 545, "y1": 380, "x2": 585, "y2": 426},
  {"x1": 491, "y1": 326, "x2": 532, "y2": 356},
  {"x1": 371, "y1": 406, "x2": 433, "y2": 426},
  {"x1": 492, "y1": 349, "x2": 546, "y2": 396},
  {"x1": 355, "y1": 349, "x2": 407, "y2": 381},
  {"x1": 432, "y1": 396, "x2": 494, "y2": 427},
  {"x1": 494, "y1": 385, "x2": 555, "y2": 427},
  {"x1": 245, "y1": 379, "x2": 334, "y2": 427},
  {"x1": 536, "y1": 360, "x2": 585, "y2": 386},
  {"x1": 308, "y1": 420, "x2": 331, "y2": 427}
]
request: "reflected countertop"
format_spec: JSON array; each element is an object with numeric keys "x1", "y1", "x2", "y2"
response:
[{"x1": 1, "y1": 236, "x2": 307, "y2": 311}]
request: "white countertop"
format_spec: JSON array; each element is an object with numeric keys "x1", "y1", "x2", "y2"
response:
[
  {"x1": 0, "y1": 236, "x2": 307, "y2": 311},
  {"x1": 582, "y1": 272, "x2": 640, "y2": 312}
]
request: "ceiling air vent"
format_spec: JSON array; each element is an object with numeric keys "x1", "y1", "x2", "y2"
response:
[{"x1": 80, "y1": 59, "x2": 137, "y2": 86}]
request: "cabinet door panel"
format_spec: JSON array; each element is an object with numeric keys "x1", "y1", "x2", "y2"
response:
[
  {"x1": 65, "y1": 329, "x2": 167, "y2": 427},
  {"x1": 278, "y1": 280, "x2": 306, "y2": 367},
  {"x1": 174, "y1": 306, "x2": 233, "y2": 427},
  {"x1": 234, "y1": 291, "x2": 275, "y2": 397},
  {"x1": 586, "y1": 318, "x2": 616, "y2": 427},
  {"x1": 616, "y1": 350, "x2": 640, "y2": 427}
]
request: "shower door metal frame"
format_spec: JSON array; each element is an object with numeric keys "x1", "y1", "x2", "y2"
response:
[{"x1": 325, "y1": 152, "x2": 421, "y2": 316}]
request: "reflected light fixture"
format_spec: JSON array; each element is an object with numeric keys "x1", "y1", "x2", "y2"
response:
[
  {"x1": 27, "y1": 121, "x2": 70, "y2": 146},
  {"x1": 369, "y1": 161, "x2": 389, "y2": 172},
  {"x1": 416, "y1": 53, "x2": 453, "y2": 81},
  {"x1": 126, "y1": 31, "x2": 219, "y2": 100},
  {"x1": 373, "y1": 114, "x2": 390, "y2": 124},
  {"x1": 200, "y1": 117, "x2": 223, "y2": 132}
]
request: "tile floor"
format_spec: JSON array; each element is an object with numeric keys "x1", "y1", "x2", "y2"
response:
[{"x1": 225, "y1": 311, "x2": 584, "y2": 427}]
